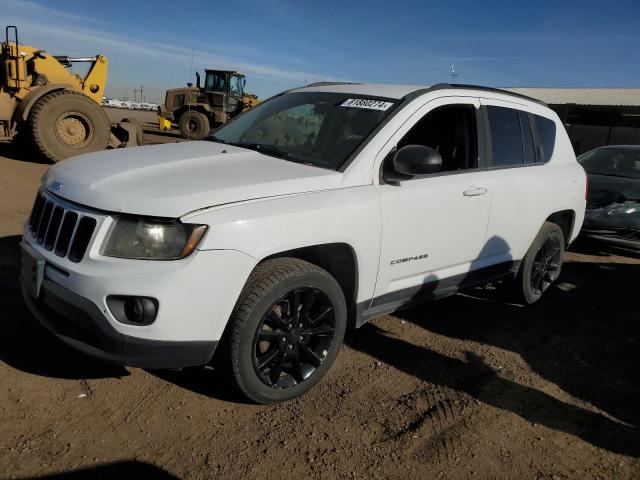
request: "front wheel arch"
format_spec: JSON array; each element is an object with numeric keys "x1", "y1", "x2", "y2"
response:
[
  {"x1": 215, "y1": 257, "x2": 347, "y2": 403},
  {"x1": 261, "y1": 243, "x2": 359, "y2": 328}
]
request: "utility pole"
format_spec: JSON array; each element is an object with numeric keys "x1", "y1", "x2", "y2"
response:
[{"x1": 140, "y1": 86, "x2": 144, "y2": 103}]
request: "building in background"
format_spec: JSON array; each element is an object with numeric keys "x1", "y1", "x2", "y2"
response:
[{"x1": 506, "y1": 88, "x2": 640, "y2": 155}]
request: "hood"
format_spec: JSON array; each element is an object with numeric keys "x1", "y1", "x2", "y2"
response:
[
  {"x1": 586, "y1": 173, "x2": 640, "y2": 207},
  {"x1": 42, "y1": 142, "x2": 344, "y2": 218}
]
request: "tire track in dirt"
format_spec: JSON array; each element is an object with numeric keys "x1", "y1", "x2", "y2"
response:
[{"x1": 379, "y1": 385, "x2": 474, "y2": 466}]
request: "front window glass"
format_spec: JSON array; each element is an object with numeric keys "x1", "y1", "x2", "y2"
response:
[
  {"x1": 211, "y1": 92, "x2": 397, "y2": 170},
  {"x1": 579, "y1": 148, "x2": 640, "y2": 179},
  {"x1": 396, "y1": 104, "x2": 478, "y2": 172},
  {"x1": 204, "y1": 72, "x2": 227, "y2": 91}
]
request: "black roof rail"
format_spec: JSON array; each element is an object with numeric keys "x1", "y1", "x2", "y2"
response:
[
  {"x1": 304, "y1": 81, "x2": 362, "y2": 88},
  {"x1": 423, "y1": 83, "x2": 547, "y2": 106}
]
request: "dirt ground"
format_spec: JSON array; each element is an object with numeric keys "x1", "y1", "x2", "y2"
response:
[{"x1": 0, "y1": 122, "x2": 639, "y2": 480}]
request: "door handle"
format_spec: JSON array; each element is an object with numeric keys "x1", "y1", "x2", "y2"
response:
[{"x1": 463, "y1": 186, "x2": 488, "y2": 197}]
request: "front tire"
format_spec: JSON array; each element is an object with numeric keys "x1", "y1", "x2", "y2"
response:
[
  {"x1": 514, "y1": 222, "x2": 565, "y2": 304},
  {"x1": 218, "y1": 258, "x2": 347, "y2": 404},
  {"x1": 178, "y1": 110, "x2": 210, "y2": 140}
]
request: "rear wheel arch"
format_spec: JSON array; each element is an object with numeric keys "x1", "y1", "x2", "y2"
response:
[
  {"x1": 514, "y1": 221, "x2": 565, "y2": 304},
  {"x1": 545, "y1": 209, "x2": 576, "y2": 247}
]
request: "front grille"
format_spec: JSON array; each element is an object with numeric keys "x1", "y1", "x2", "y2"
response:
[{"x1": 28, "y1": 192, "x2": 97, "y2": 263}]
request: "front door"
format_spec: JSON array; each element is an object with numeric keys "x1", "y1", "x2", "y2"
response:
[
  {"x1": 229, "y1": 74, "x2": 244, "y2": 113},
  {"x1": 372, "y1": 97, "x2": 492, "y2": 312}
]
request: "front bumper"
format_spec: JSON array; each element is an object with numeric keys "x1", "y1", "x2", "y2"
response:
[
  {"x1": 580, "y1": 228, "x2": 640, "y2": 249},
  {"x1": 22, "y1": 277, "x2": 218, "y2": 369},
  {"x1": 20, "y1": 216, "x2": 257, "y2": 368}
]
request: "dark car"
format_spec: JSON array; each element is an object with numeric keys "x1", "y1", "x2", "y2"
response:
[{"x1": 579, "y1": 145, "x2": 640, "y2": 249}]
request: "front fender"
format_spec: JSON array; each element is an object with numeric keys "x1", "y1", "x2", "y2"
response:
[
  {"x1": 182, "y1": 186, "x2": 381, "y2": 303},
  {"x1": 15, "y1": 84, "x2": 70, "y2": 124}
]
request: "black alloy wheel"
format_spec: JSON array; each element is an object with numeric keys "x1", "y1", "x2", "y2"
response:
[
  {"x1": 530, "y1": 236, "x2": 563, "y2": 295},
  {"x1": 514, "y1": 221, "x2": 566, "y2": 304},
  {"x1": 252, "y1": 287, "x2": 336, "y2": 388},
  {"x1": 218, "y1": 258, "x2": 347, "y2": 404}
]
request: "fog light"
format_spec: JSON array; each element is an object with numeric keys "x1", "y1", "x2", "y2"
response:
[{"x1": 107, "y1": 295, "x2": 158, "y2": 325}]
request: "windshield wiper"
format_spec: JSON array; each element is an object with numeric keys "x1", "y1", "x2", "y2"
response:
[
  {"x1": 231, "y1": 143, "x2": 309, "y2": 164},
  {"x1": 207, "y1": 135, "x2": 228, "y2": 144}
]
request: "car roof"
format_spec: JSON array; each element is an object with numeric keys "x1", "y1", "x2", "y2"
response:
[{"x1": 287, "y1": 82, "x2": 546, "y2": 106}]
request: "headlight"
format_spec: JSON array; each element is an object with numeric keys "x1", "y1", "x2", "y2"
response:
[
  {"x1": 607, "y1": 203, "x2": 640, "y2": 215},
  {"x1": 101, "y1": 216, "x2": 208, "y2": 260}
]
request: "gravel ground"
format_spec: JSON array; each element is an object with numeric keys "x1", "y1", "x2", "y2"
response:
[{"x1": 0, "y1": 132, "x2": 638, "y2": 480}]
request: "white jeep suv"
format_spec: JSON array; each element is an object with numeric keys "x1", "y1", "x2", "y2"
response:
[{"x1": 21, "y1": 83, "x2": 586, "y2": 403}]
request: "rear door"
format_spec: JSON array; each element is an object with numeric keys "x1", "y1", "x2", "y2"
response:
[{"x1": 479, "y1": 99, "x2": 554, "y2": 263}]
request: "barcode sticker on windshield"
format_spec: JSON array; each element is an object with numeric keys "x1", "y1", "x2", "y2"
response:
[{"x1": 340, "y1": 98, "x2": 394, "y2": 111}]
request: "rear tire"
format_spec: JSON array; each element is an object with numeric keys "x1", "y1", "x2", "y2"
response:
[
  {"x1": 514, "y1": 222, "x2": 565, "y2": 304},
  {"x1": 217, "y1": 258, "x2": 347, "y2": 404},
  {"x1": 29, "y1": 90, "x2": 110, "y2": 163},
  {"x1": 178, "y1": 110, "x2": 210, "y2": 140}
]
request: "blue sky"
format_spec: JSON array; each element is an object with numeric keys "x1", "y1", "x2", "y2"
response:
[{"x1": 2, "y1": 0, "x2": 639, "y2": 103}]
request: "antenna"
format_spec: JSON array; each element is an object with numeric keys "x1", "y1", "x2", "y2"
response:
[
  {"x1": 450, "y1": 64, "x2": 459, "y2": 82},
  {"x1": 187, "y1": 28, "x2": 195, "y2": 141}
]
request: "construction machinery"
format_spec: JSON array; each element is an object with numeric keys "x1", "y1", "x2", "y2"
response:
[
  {"x1": 0, "y1": 25, "x2": 141, "y2": 163},
  {"x1": 159, "y1": 69, "x2": 259, "y2": 140}
]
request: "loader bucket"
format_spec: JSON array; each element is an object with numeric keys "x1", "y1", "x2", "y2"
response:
[{"x1": 108, "y1": 119, "x2": 145, "y2": 148}]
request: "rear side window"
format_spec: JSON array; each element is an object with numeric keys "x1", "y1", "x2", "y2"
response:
[
  {"x1": 533, "y1": 115, "x2": 556, "y2": 163},
  {"x1": 487, "y1": 106, "x2": 523, "y2": 167}
]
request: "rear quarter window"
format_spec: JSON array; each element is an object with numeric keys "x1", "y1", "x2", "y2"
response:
[{"x1": 533, "y1": 115, "x2": 556, "y2": 163}]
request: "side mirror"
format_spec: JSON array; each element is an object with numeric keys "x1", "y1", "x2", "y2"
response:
[{"x1": 385, "y1": 145, "x2": 442, "y2": 181}]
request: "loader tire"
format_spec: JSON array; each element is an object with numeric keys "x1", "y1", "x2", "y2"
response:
[
  {"x1": 122, "y1": 117, "x2": 146, "y2": 146},
  {"x1": 179, "y1": 110, "x2": 210, "y2": 140},
  {"x1": 29, "y1": 90, "x2": 110, "y2": 163}
]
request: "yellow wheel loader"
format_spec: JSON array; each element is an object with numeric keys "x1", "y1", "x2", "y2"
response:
[
  {"x1": 0, "y1": 26, "x2": 141, "y2": 163},
  {"x1": 159, "y1": 69, "x2": 260, "y2": 140}
]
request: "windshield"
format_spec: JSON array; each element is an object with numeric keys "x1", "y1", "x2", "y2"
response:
[
  {"x1": 211, "y1": 92, "x2": 398, "y2": 170},
  {"x1": 578, "y1": 148, "x2": 640, "y2": 179}
]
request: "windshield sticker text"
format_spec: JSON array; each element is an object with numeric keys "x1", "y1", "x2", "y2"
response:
[{"x1": 340, "y1": 98, "x2": 394, "y2": 111}]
